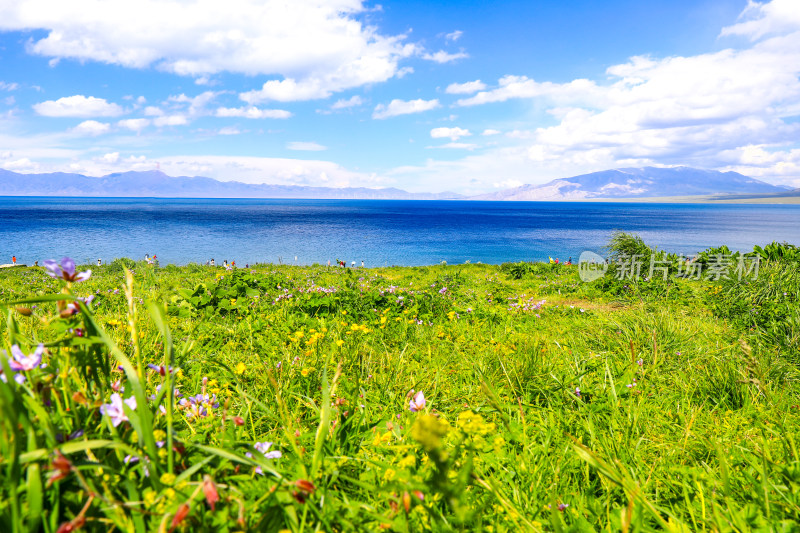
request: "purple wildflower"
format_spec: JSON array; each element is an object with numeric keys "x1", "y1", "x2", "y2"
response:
[
  {"x1": 7, "y1": 343, "x2": 45, "y2": 372},
  {"x1": 409, "y1": 391, "x2": 426, "y2": 412},
  {"x1": 0, "y1": 368, "x2": 26, "y2": 384},
  {"x1": 43, "y1": 257, "x2": 91, "y2": 283},
  {"x1": 254, "y1": 441, "x2": 282, "y2": 459},
  {"x1": 100, "y1": 393, "x2": 137, "y2": 427}
]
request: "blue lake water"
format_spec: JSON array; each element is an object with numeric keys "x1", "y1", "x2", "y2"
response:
[{"x1": 1, "y1": 197, "x2": 799, "y2": 266}]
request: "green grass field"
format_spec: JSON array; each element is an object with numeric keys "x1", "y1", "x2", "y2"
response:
[{"x1": 1, "y1": 239, "x2": 799, "y2": 532}]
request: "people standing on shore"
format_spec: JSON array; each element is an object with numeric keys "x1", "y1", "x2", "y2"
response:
[
  {"x1": 97, "y1": 258, "x2": 102, "y2": 266},
  {"x1": 12, "y1": 256, "x2": 16, "y2": 265},
  {"x1": 361, "y1": 260, "x2": 364, "y2": 268}
]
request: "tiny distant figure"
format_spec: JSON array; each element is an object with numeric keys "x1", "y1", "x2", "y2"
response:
[
  {"x1": 153, "y1": 255, "x2": 157, "y2": 262},
  {"x1": 12, "y1": 255, "x2": 16, "y2": 265},
  {"x1": 548, "y1": 256, "x2": 554, "y2": 264},
  {"x1": 327, "y1": 259, "x2": 331, "y2": 267},
  {"x1": 223, "y1": 260, "x2": 228, "y2": 268},
  {"x1": 97, "y1": 258, "x2": 102, "y2": 266},
  {"x1": 555, "y1": 258, "x2": 560, "y2": 265},
  {"x1": 351, "y1": 261, "x2": 355, "y2": 267},
  {"x1": 210, "y1": 258, "x2": 215, "y2": 266},
  {"x1": 145, "y1": 253, "x2": 150, "y2": 261},
  {"x1": 232, "y1": 260, "x2": 236, "y2": 268},
  {"x1": 245, "y1": 264, "x2": 249, "y2": 268},
  {"x1": 295, "y1": 255, "x2": 298, "y2": 263},
  {"x1": 34, "y1": 260, "x2": 38, "y2": 267},
  {"x1": 566, "y1": 257, "x2": 572, "y2": 265},
  {"x1": 361, "y1": 260, "x2": 364, "y2": 268}
]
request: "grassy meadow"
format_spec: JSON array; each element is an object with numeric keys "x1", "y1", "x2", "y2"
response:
[{"x1": 1, "y1": 236, "x2": 799, "y2": 532}]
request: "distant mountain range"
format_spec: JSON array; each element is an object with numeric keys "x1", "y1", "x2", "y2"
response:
[
  {"x1": 0, "y1": 169, "x2": 462, "y2": 200},
  {"x1": 471, "y1": 167, "x2": 794, "y2": 201},
  {"x1": 0, "y1": 166, "x2": 795, "y2": 201}
]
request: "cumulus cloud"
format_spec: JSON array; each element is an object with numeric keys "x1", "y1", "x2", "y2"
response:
[
  {"x1": 0, "y1": 0, "x2": 418, "y2": 103},
  {"x1": 71, "y1": 120, "x2": 111, "y2": 136},
  {"x1": 33, "y1": 95, "x2": 124, "y2": 117},
  {"x1": 153, "y1": 115, "x2": 188, "y2": 127},
  {"x1": 445, "y1": 30, "x2": 463, "y2": 41},
  {"x1": 215, "y1": 106, "x2": 292, "y2": 119},
  {"x1": 372, "y1": 98, "x2": 440, "y2": 119},
  {"x1": 445, "y1": 80, "x2": 486, "y2": 94},
  {"x1": 1, "y1": 157, "x2": 39, "y2": 171},
  {"x1": 117, "y1": 118, "x2": 150, "y2": 132},
  {"x1": 144, "y1": 106, "x2": 164, "y2": 116},
  {"x1": 720, "y1": 0, "x2": 800, "y2": 40},
  {"x1": 168, "y1": 91, "x2": 219, "y2": 113},
  {"x1": 454, "y1": 76, "x2": 601, "y2": 107},
  {"x1": 422, "y1": 50, "x2": 469, "y2": 63},
  {"x1": 482, "y1": 129, "x2": 501, "y2": 136},
  {"x1": 330, "y1": 95, "x2": 364, "y2": 110},
  {"x1": 430, "y1": 127, "x2": 471, "y2": 140},
  {"x1": 287, "y1": 141, "x2": 327, "y2": 151}
]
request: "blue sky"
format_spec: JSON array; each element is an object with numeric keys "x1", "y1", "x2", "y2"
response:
[{"x1": 1, "y1": 0, "x2": 799, "y2": 193}]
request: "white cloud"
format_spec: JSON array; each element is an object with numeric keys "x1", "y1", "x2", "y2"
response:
[
  {"x1": 215, "y1": 106, "x2": 292, "y2": 119},
  {"x1": 445, "y1": 80, "x2": 486, "y2": 94},
  {"x1": 482, "y1": 129, "x2": 501, "y2": 136},
  {"x1": 0, "y1": 81, "x2": 18, "y2": 91},
  {"x1": 1, "y1": 157, "x2": 38, "y2": 171},
  {"x1": 71, "y1": 120, "x2": 111, "y2": 136},
  {"x1": 33, "y1": 95, "x2": 124, "y2": 117},
  {"x1": 445, "y1": 30, "x2": 463, "y2": 41},
  {"x1": 287, "y1": 141, "x2": 327, "y2": 151},
  {"x1": 422, "y1": 50, "x2": 468, "y2": 63},
  {"x1": 117, "y1": 118, "x2": 150, "y2": 132},
  {"x1": 430, "y1": 127, "x2": 471, "y2": 140},
  {"x1": 428, "y1": 142, "x2": 477, "y2": 150},
  {"x1": 372, "y1": 98, "x2": 440, "y2": 119},
  {"x1": 169, "y1": 91, "x2": 216, "y2": 106},
  {"x1": 144, "y1": 106, "x2": 164, "y2": 116},
  {"x1": 331, "y1": 95, "x2": 364, "y2": 110},
  {"x1": 52, "y1": 154, "x2": 388, "y2": 188},
  {"x1": 102, "y1": 152, "x2": 120, "y2": 163},
  {"x1": 218, "y1": 126, "x2": 241, "y2": 135},
  {"x1": 241, "y1": 78, "x2": 331, "y2": 103},
  {"x1": 194, "y1": 76, "x2": 216, "y2": 86},
  {"x1": 454, "y1": 75, "x2": 601, "y2": 107},
  {"x1": 720, "y1": 0, "x2": 800, "y2": 40},
  {"x1": 153, "y1": 115, "x2": 188, "y2": 127},
  {"x1": 0, "y1": 0, "x2": 418, "y2": 103}
]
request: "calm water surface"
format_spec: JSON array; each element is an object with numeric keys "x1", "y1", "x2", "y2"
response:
[{"x1": 1, "y1": 197, "x2": 799, "y2": 266}]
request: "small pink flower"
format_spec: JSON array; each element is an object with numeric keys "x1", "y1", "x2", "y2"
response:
[
  {"x1": 409, "y1": 391, "x2": 426, "y2": 412},
  {"x1": 8, "y1": 344, "x2": 44, "y2": 371}
]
